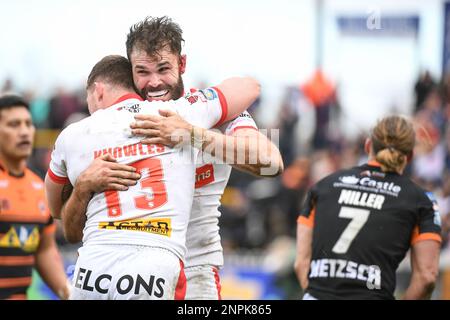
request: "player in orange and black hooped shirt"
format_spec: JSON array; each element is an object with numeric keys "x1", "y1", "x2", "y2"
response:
[
  {"x1": 295, "y1": 115, "x2": 442, "y2": 300},
  {"x1": 0, "y1": 95, "x2": 69, "y2": 300}
]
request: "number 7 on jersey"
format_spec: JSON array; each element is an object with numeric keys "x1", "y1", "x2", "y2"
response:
[{"x1": 332, "y1": 206, "x2": 370, "y2": 254}]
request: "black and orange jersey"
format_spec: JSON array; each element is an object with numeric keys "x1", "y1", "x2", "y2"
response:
[
  {"x1": 0, "y1": 164, "x2": 55, "y2": 300},
  {"x1": 298, "y1": 161, "x2": 442, "y2": 300}
]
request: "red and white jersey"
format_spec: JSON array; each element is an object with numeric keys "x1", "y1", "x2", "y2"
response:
[
  {"x1": 186, "y1": 110, "x2": 258, "y2": 268},
  {"x1": 48, "y1": 89, "x2": 227, "y2": 261}
]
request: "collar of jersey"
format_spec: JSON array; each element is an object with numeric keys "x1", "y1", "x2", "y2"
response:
[
  {"x1": 0, "y1": 159, "x2": 26, "y2": 177},
  {"x1": 367, "y1": 160, "x2": 381, "y2": 167},
  {"x1": 113, "y1": 93, "x2": 144, "y2": 105}
]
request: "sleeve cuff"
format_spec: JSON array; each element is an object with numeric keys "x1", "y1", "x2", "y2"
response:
[
  {"x1": 297, "y1": 215, "x2": 314, "y2": 228},
  {"x1": 47, "y1": 169, "x2": 70, "y2": 185},
  {"x1": 211, "y1": 86, "x2": 228, "y2": 127},
  {"x1": 229, "y1": 126, "x2": 258, "y2": 135},
  {"x1": 411, "y1": 232, "x2": 442, "y2": 246}
]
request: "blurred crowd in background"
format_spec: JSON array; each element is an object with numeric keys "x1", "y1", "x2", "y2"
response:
[{"x1": 1, "y1": 67, "x2": 450, "y2": 299}]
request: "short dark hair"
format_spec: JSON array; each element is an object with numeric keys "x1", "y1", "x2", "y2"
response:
[
  {"x1": 126, "y1": 16, "x2": 184, "y2": 59},
  {"x1": 0, "y1": 95, "x2": 29, "y2": 116},
  {"x1": 87, "y1": 55, "x2": 134, "y2": 90}
]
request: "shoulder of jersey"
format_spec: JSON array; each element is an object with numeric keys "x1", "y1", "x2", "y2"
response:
[
  {"x1": 62, "y1": 114, "x2": 92, "y2": 133},
  {"x1": 409, "y1": 179, "x2": 434, "y2": 204},
  {"x1": 320, "y1": 166, "x2": 358, "y2": 185}
]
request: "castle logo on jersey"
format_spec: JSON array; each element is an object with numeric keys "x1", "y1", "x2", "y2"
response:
[
  {"x1": 335, "y1": 175, "x2": 401, "y2": 197},
  {"x1": 0, "y1": 225, "x2": 40, "y2": 252},
  {"x1": 98, "y1": 218, "x2": 172, "y2": 237}
]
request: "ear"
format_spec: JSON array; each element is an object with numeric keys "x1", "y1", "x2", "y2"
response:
[
  {"x1": 94, "y1": 82, "x2": 105, "y2": 103},
  {"x1": 179, "y1": 54, "x2": 187, "y2": 74},
  {"x1": 364, "y1": 138, "x2": 371, "y2": 156}
]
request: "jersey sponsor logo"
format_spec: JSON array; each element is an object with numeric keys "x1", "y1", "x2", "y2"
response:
[
  {"x1": 360, "y1": 170, "x2": 371, "y2": 177},
  {"x1": 93, "y1": 142, "x2": 165, "y2": 161},
  {"x1": 73, "y1": 267, "x2": 165, "y2": 297},
  {"x1": 199, "y1": 88, "x2": 218, "y2": 101},
  {"x1": 186, "y1": 94, "x2": 199, "y2": 105},
  {"x1": 336, "y1": 175, "x2": 401, "y2": 196},
  {"x1": 309, "y1": 258, "x2": 381, "y2": 290},
  {"x1": 117, "y1": 103, "x2": 141, "y2": 113},
  {"x1": 98, "y1": 218, "x2": 172, "y2": 237},
  {"x1": 237, "y1": 112, "x2": 252, "y2": 119},
  {"x1": 184, "y1": 91, "x2": 208, "y2": 105},
  {"x1": 338, "y1": 189, "x2": 385, "y2": 209},
  {"x1": 339, "y1": 175, "x2": 359, "y2": 184},
  {"x1": 0, "y1": 225, "x2": 40, "y2": 252},
  {"x1": 360, "y1": 170, "x2": 386, "y2": 178},
  {"x1": 195, "y1": 164, "x2": 215, "y2": 188}
]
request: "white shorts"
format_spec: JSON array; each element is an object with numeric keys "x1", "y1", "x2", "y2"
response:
[
  {"x1": 70, "y1": 244, "x2": 186, "y2": 300},
  {"x1": 184, "y1": 265, "x2": 221, "y2": 300}
]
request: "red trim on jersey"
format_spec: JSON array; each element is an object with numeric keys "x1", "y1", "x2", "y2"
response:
[
  {"x1": 47, "y1": 169, "x2": 70, "y2": 185},
  {"x1": 174, "y1": 260, "x2": 186, "y2": 300},
  {"x1": 113, "y1": 93, "x2": 143, "y2": 105},
  {"x1": 297, "y1": 207, "x2": 315, "y2": 228},
  {"x1": 211, "y1": 86, "x2": 228, "y2": 127},
  {"x1": 213, "y1": 267, "x2": 222, "y2": 300},
  {"x1": 230, "y1": 126, "x2": 258, "y2": 134}
]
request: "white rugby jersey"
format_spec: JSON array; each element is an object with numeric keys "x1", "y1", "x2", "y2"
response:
[
  {"x1": 186, "y1": 110, "x2": 258, "y2": 268},
  {"x1": 48, "y1": 89, "x2": 227, "y2": 261}
]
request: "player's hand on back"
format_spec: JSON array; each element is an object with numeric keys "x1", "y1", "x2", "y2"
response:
[
  {"x1": 131, "y1": 109, "x2": 192, "y2": 148},
  {"x1": 75, "y1": 153, "x2": 140, "y2": 198}
]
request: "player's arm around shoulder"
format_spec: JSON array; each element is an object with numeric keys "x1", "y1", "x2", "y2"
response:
[
  {"x1": 61, "y1": 154, "x2": 140, "y2": 243},
  {"x1": 229, "y1": 127, "x2": 284, "y2": 177},
  {"x1": 130, "y1": 77, "x2": 262, "y2": 148},
  {"x1": 214, "y1": 77, "x2": 261, "y2": 120}
]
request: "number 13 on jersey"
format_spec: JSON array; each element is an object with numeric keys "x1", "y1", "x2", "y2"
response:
[{"x1": 105, "y1": 158, "x2": 168, "y2": 217}]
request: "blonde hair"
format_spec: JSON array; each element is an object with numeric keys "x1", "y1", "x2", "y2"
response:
[{"x1": 371, "y1": 115, "x2": 415, "y2": 173}]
